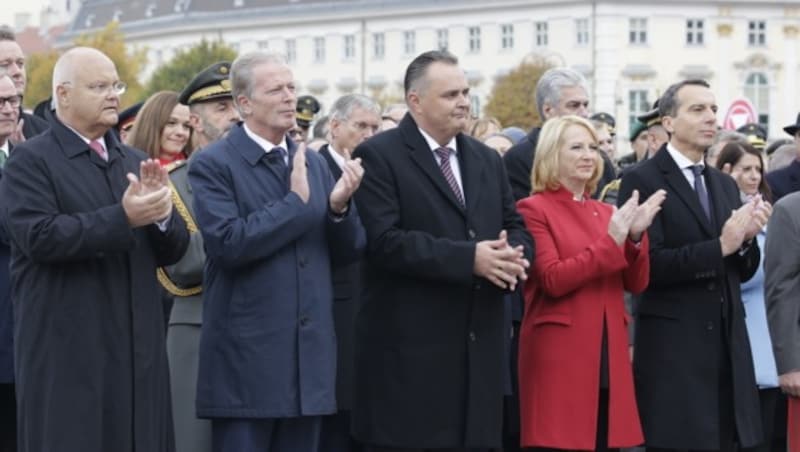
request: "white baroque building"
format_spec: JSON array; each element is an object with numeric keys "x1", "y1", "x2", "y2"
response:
[{"x1": 60, "y1": 0, "x2": 800, "y2": 140}]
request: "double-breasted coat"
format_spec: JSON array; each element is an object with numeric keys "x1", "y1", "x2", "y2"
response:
[
  {"x1": 1, "y1": 117, "x2": 189, "y2": 452},
  {"x1": 618, "y1": 145, "x2": 762, "y2": 450},
  {"x1": 351, "y1": 114, "x2": 534, "y2": 449},
  {"x1": 517, "y1": 187, "x2": 648, "y2": 450},
  {"x1": 188, "y1": 124, "x2": 365, "y2": 419}
]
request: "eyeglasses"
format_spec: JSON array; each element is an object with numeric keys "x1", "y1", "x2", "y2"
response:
[
  {"x1": 0, "y1": 95, "x2": 21, "y2": 109},
  {"x1": 63, "y1": 81, "x2": 127, "y2": 96}
]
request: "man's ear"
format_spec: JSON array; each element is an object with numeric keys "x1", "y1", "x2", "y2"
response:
[{"x1": 189, "y1": 113, "x2": 203, "y2": 134}]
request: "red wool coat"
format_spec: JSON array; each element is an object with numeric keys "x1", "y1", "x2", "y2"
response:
[{"x1": 517, "y1": 187, "x2": 648, "y2": 450}]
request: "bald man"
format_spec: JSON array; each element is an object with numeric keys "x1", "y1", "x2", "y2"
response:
[{"x1": 0, "y1": 47, "x2": 189, "y2": 452}]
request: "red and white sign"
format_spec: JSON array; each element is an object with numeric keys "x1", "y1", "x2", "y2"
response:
[{"x1": 721, "y1": 98, "x2": 757, "y2": 130}]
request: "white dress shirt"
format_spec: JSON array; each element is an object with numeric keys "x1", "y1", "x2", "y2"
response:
[{"x1": 417, "y1": 127, "x2": 464, "y2": 201}]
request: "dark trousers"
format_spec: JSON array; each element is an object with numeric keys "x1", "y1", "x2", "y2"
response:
[
  {"x1": 364, "y1": 447, "x2": 490, "y2": 452},
  {"x1": 0, "y1": 383, "x2": 15, "y2": 452},
  {"x1": 211, "y1": 416, "x2": 322, "y2": 452},
  {"x1": 750, "y1": 387, "x2": 787, "y2": 452},
  {"x1": 320, "y1": 410, "x2": 363, "y2": 452}
]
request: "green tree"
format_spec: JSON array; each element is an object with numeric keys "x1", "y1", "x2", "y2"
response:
[
  {"x1": 23, "y1": 50, "x2": 60, "y2": 109},
  {"x1": 73, "y1": 21, "x2": 148, "y2": 109},
  {"x1": 145, "y1": 40, "x2": 237, "y2": 96},
  {"x1": 484, "y1": 56, "x2": 555, "y2": 129}
]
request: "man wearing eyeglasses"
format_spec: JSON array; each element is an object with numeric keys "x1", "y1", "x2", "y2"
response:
[
  {"x1": 0, "y1": 26, "x2": 49, "y2": 142},
  {"x1": 0, "y1": 73, "x2": 19, "y2": 452},
  {"x1": 317, "y1": 93, "x2": 380, "y2": 452},
  {"x1": 0, "y1": 47, "x2": 189, "y2": 452}
]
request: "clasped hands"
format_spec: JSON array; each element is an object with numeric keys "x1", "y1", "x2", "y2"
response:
[
  {"x1": 290, "y1": 144, "x2": 365, "y2": 213},
  {"x1": 474, "y1": 230, "x2": 530, "y2": 291},
  {"x1": 122, "y1": 159, "x2": 173, "y2": 228},
  {"x1": 719, "y1": 194, "x2": 772, "y2": 256},
  {"x1": 608, "y1": 189, "x2": 667, "y2": 245}
]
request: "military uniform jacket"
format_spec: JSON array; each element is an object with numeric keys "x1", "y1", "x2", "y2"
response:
[{"x1": 188, "y1": 124, "x2": 366, "y2": 418}]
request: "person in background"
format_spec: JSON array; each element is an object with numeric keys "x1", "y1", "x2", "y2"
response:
[
  {"x1": 128, "y1": 91, "x2": 193, "y2": 166},
  {"x1": 517, "y1": 115, "x2": 664, "y2": 451},
  {"x1": 737, "y1": 123, "x2": 768, "y2": 153},
  {"x1": 180, "y1": 62, "x2": 240, "y2": 151},
  {"x1": 766, "y1": 113, "x2": 800, "y2": 201},
  {"x1": 617, "y1": 120, "x2": 648, "y2": 172},
  {"x1": 115, "y1": 101, "x2": 143, "y2": 145},
  {"x1": 0, "y1": 73, "x2": 20, "y2": 452},
  {"x1": 380, "y1": 103, "x2": 408, "y2": 131},
  {"x1": 715, "y1": 142, "x2": 786, "y2": 452},
  {"x1": 768, "y1": 143, "x2": 797, "y2": 172},
  {"x1": 307, "y1": 114, "x2": 330, "y2": 151},
  {"x1": 636, "y1": 100, "x2": 669, "y2": 159},
  {"x1": 0, "y1": 26, "x2": 49, "y2": 142},
  {"x1": 483, "y1": 132, "x2": 514, "y2": 155},
  {"x1": 290, "y1": 94, "x2": 321, "y2": 144},
  {"x1": 469, "y1": 116, "x2": 502, "y2": 141},
  {"x1": 706, "y1": 129, "x2": 746, "y2": 168},
  {"x1": 592, "y1": 119, "x2": 617, "y2": 162}
]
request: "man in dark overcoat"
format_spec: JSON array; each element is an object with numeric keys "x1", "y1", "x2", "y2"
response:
[
  {"x1": 188, "y1": 51, "x2": 365, "y2": 452},
  {"x1": 618, "y1": 79, "x2": 769, "y2": 451},
  {"x1": 351, "y1": 50, "x2": 533, "y2": 451},
  {"x1": 1, "y1": 47, "x2": 189, "y2": 452}
]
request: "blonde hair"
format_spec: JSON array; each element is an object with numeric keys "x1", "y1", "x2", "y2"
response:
[{"x1": 531, "y1": 115, "x2": 603, "y2": 195}]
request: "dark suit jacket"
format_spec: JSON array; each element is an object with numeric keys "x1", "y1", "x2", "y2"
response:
[
  {"x1": 19, "y1": 110, "x2": 49, "y2": 141},
  {"x1": 764, "y1": 191, "x2": 800, "y2": 375},
  {"x1": 618, "y1": 144, "x2": 762, "y2": 450},
  {"x1": 0, "y1": 149, "x2": 10, "y2": 383},
  {"x1": 318, "y1": 144, "x2": 361, "y2": 411},
  {"x1": 765, "y1": 159, "x2": 800, "y2": 202},
  {"x1": 352, "y1": 114, "x2": 533, "y2": 448},
  {"x1": 502, "y1": 127, "x2": 540, "y2": 202}
]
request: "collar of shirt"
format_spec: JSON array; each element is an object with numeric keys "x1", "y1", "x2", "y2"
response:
[
  {"x1": 327, "y1": 144, "x2": 346, "y2": 170},
  {"x1": 0, "y1": 140, "x2": 8, "y2": 157},
  {"x1": 666, "y1": 142, "x2": 705, "y2": 185},
  {"x1": 243, "y1": 123, "x2": 288, "y2": 157},
  {"x1": 63, "y1": 124, "x2": 107, "y2": 153},
  {"x1": 417, "y1": 126, "x2": 458, "y2": 157}
]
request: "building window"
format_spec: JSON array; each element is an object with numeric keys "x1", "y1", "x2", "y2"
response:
[
  {"x1": 404, "y1": 31, "x2": 416, "y2": 55},
  {"x1": 686, "y1": 19, "x2": 704, "y2": 45},
  {"x1": 372, "y1": 32, "x2": 385, "y2": 59},
  {"x1": 628, "y1": 89, "x2": 649, "y2": 128},
  {"x1": 629, "y1": 18, "x2": 647, "y2": 45},
  {"x1": 501, "y1": 24, "x2": 514, "y2": 50},
  {"x1": 437, "y1": 28, "x2": 449, "y2": 51},
  {"x1": 470, "y1": 94, "x2": 481, "y2": 117},
  {"x1": 343, "y1": 34, "x2": 355, "y2": 60},
  {"x1": 468, "y1": 26, "x2": 481, "y2": 53},
  {"x1": 744, "y1": 72, "x2": 769, "y2": 130},
  {"x1": 576, "y1": 18, "x2": 589, "y2": 45},
  {"x1": 313, "y1": 37, "x2": 325, "y2": 64},
  {"x1": 258, "y1": 40, "x2": 269, "y2": 50},
  {"x1": 285, "y1": 39, "x2": 296, "y2": 64},
  {"x1": 535, "y1": 21, "x2": 548, "y2": 47},
  {"x1": 748, "y1": 20, "x2": 766, "y2": 46}
]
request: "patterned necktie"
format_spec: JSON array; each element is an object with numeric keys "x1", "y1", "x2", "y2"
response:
[
  {"x1": 434, "y1": 147, "x2": 464, "y2": 207},
  {"x1": 690, "y1": 165, "x2": 711, "y2": 221},
  {"x1": 0, "y1": 149, "x2": 7, "y2": 168},
  {"x1": 89, "y1": 139, "x2": 108, "y2": 161}
]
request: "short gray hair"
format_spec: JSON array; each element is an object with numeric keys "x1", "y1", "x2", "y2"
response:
[
  {"x1": 535, "y1": 67, "x2": 588, "y2": 119},
  {"x1": 329, "y1": 94, "x2": 380, "y2": 123},
  {"x1": 712, "y1": 129, "x2": 746, "y2": 146},
  {"x1": 230, "y1": 51, "x2": 287, "y2": 112}
]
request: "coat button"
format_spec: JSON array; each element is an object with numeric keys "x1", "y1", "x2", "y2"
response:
[
  {"x1": 469, "y1": 331, "x2": 477, "y2": 342},
  {"x1": 468, "y1": 229, "x2": 476, "y2": 239},
  {"x1": 706, "y1": 322, "x2": 714, "y2": 331},
  {"x1": 300, "y1": 316, "x2": 309, "y2": 327}
]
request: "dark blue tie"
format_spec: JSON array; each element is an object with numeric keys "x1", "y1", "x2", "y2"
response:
[{"x1": 690, "y1": 165, "x2": 711, "y2": 222}]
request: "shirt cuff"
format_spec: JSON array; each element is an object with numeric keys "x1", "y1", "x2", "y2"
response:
[{"x1": 155, "y1": 214, "x2": 171, "y2": 232}]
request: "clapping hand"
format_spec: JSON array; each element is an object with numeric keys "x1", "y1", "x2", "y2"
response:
[
  {"x1": 122, "y1": 159, "x2": 173, "y2": 227},
  {"x1": 743, "y1": 194, "x2": 771, "y2": 240},
  {"x1": 473, "y1": 230, "x2": 530, "y2": 291},
  {"x1": 608, "y1": 191, "x2": 639, "y2": 245},
  {"x1": 329, "y1": 147, "x2": 365, "y2": 214},
  {"x1": 628, "y1": 189, "x2": 667, "y2": 242}
]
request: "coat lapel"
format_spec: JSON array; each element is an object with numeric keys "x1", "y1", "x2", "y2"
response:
[
  {"x1": 228, "y1": 124, "x2": 287, "y2": 183},
  {"x1": 319, "y1": 145, "x2": 343, "y2": 180},
  {"x1": 400, "y1": 115, "x2": 466, "y2": 216},
  {"x1": 654, "y1": 148, "x2": 715, "y2": 237}
]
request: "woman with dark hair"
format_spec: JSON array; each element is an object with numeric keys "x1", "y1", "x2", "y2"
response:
[
  {"x1": 128, "y1": 91, "x2": 193, "y2": 166},
  {"x1": 715, "y1": 142, "x2": 785, "y2": 452}
]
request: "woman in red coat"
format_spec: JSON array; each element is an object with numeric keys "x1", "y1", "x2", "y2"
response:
[{"x1": 517, "y1": 115, "x2": 665, "y2": 451}]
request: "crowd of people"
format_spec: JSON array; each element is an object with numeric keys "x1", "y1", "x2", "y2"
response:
[{"x1": 0, "y1": 23, "x2": 799, "y2": 452}]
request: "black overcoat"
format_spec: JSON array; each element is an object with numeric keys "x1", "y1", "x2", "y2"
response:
[
  {"x1": 351, "y1": 114, "x2": 533, "y2": 449},
  {"x1": 618, "y1": 146, "x2": 762, "y2": 450},
  {"x1": 1, "y1": 117, "x2": 189, "y2": 452}
]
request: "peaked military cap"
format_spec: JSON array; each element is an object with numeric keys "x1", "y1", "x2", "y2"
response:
[
  {"x1": 637, "y1": 100, "x2": 661, "y2": 128},
  {"x1": 296, "y1": 95, "x2": 321, "y2": 128},
  {"x1": 179, "y1": 61, "x2": 233, "y2": 105},
  {"x1": 783, "y1": 113, "x2": 800, "y2": 137},
  {"x1": 590, "y1": 112, "x2": 616, "y2": 133},
  {"x1": 115, "y1": 101, "x2": 144, "y2": 132},
  {"x1": 736, "y1": 122, "x2": 767, "y2": 150}
]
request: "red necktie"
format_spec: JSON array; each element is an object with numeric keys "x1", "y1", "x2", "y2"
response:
[{"x1": 89, "y1": 139, "x2": 108, "y2": 161}]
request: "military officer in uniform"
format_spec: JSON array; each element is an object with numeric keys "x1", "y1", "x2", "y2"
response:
[
  {"x1": 159, "y1": 61, "x2": 239, "y2": 452},
  {"x1": 291, "y1": 94, "x2": 321, "y2": 144},
  {"x1": 737, "y1": 122, "x2": 768, "y2": 152}
]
